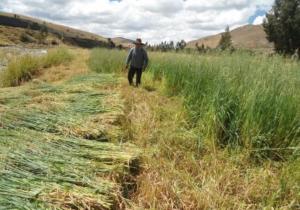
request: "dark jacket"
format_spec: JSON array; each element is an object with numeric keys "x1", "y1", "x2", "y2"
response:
[{"x1": 126, "y1": 47, "x2": 149, "y2": 69}]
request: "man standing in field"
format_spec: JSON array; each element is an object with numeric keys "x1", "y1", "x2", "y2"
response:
[{"x1": 126, "y1": 38, "x2": 149, "y2": 87}]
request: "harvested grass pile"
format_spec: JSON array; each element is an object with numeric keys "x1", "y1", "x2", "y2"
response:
[
  {"x1": 0, "y1": 73, "x2": 139, "y2": 209},
  {"x1": 1, "y1": 73, "x2": 122, "y2": 140},
  {"x1": 0, "y1": 128, "x2": 139, "y2": 209}
]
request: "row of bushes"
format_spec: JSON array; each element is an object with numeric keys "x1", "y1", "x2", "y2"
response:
[{"x1": 0, "y1": 48, "x2": 73, "y2": 87}]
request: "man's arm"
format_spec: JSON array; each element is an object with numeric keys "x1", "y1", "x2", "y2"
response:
[
  {"x1": 126, "y1": 49, "x2": 133, "y2": 68},
  {"x1": 143, "y1": 49, "x2": 149, "y2": 70}
]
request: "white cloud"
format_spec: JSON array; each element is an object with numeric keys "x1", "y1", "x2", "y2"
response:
[
  {"x1": 138, "y1": 0, "x2": 184, "y2": 16},
  {"x1": 253, "y1": 15, "x2": 266, "y2": 25},
  {"x1": 0, "y1": 0, "x2": 275, "y2": 43},
  {"x1": 185, "y1": 0, "x2": 251, "y2": 12}
]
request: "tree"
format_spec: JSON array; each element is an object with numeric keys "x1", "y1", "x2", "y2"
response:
[
  {"x1": 176, "y1": 40, "x2": 186, "y2": 51},
  {"x1": 20, "y1": 32, "x2": 33, "y2": 43},
  {"x1": 218, "y1": 26, "x2": 233, "y2": 50},
  {"x1": 37, "y1": 23, "x2": 48, "y2": 44},
  {"x1": 196, "y1": 43, "x2": 206, "y2": 53},
  {"x1": 107, "y1": 38, "x2": 115, "y2": 49},
  {"x1": 169, "y1": 41, "x2": 174, "y2": 49},
  {"x1": 26, "y1": 23, "x2": 34, "y2": 35},
  {"x1": 153, "y1": 41, "x2": 176, "y2": 52},
  {"x1": 263, "y1": 0, "x2": 300, "y2": 55},
  {"x1": 58, "y1": 32, "x2": 64, "y2": 41},
  {"x1": 117, "y1": 44, "x2": 123, "y2": 50},
  {"x1": 40, "y1": 23, "x2": 48, "y2": 36}
]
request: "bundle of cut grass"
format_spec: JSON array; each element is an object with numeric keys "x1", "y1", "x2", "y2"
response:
[
  {"x1": 0, "y1": 74, "x2": 123, "y2": 141},
  {"x1": 0, "y1": 73, "x2": 139, "y2": 209},
  {"x1": 0, "y1": 128, "x2": 139, "y2": 209}
]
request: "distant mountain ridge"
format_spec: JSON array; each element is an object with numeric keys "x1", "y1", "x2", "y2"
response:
[
  {"x1": 0, "y1": 12, "x2": 109, "y2": 48},
  {"x1": 187, "y1": 25, "x2": 274, "y2": 51},
  {"x1": 112, "y1": 37, "x2": 134, "y2": 48},
  {"x1": 0, "y1": 12, "x2": 274, "y2": 51}
]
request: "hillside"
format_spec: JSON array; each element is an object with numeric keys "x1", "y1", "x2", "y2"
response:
[
  {"x1": 0, "y1": 12, "x2": 109, "y2": 48},
  {"x1": 112, "y1": 37, "x2": 134, "y2": 48},
  {"x1": 187, "y1": 24, "x2": 274, "y2": 51}
]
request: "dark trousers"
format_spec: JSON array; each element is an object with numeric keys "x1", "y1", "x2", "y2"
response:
[{"x1": 128, "y1": 66, "x2": 142, "y2": 86}]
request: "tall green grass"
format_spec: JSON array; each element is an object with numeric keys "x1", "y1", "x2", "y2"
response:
[
  {"x1": 90, "y1": 49, "x2": 300, "y2": 160},
  {"x1": 41, "y1": 47, "x2": 73, "y2": 68},
  {"x1": 88, "y1": 48, "x2": 126, "y2": 73},
  {"x1": 0, "y1": 47, "x2": 73, "y2": 87}
]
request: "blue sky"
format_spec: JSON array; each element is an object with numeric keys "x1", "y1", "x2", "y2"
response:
[
  {"x1": 249, "y1": 9, "x2": 268, "y2": 24},
  {"x1": 0, "y1": 0, "x2": 274, "y2": 43}
]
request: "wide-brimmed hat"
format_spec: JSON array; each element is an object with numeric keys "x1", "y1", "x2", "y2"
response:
[{"x1": 133, "y1": 38, "x2": 145, "y2": 45}]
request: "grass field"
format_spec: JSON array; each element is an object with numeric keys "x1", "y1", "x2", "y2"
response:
[
  {"x1": 89, "y1": 48, "x2": 299, "y2": 209},
  {"x1": 89, "y1": 48, "x2": 300, "y2": 160},
  {"x1": 0, "y1": 47, "x2": 299, "y2": 209}
]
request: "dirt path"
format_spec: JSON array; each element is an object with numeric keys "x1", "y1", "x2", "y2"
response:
[{"x1": 118, "y1": 80, "x2": 208, "y2": 209}]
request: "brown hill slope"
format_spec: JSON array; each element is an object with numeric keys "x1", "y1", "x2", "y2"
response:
[
  {"x1": 112, "y1": 37, "x2": 134, "y2": 48},
  {"x1": 187, "y1": 25, "x2": 273, "y2": 51},
  {"x1": 0, "y1": 12, "x2": 109, "y2": 48}
]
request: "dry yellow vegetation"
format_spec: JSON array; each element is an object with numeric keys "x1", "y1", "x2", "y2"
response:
[{"x1": 119, "y1": 75, "x2": 299, "y2": 209}]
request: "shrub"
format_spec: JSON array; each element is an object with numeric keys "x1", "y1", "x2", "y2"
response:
[
  {"x1": 0, "y1": 55, "x2": 39, "y2": 86},
  {"x1": 20, "y1": 32, "x2": 34, "y2": 43},
  {"x1": 41, "y1": 47, "x2": 73, "y2": 68},
  {"x1": 51, "y1": 39, "x2": 59, "y2": 45}
]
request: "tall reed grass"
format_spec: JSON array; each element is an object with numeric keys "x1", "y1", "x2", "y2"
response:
[
  {"x1": 88, "y1": 48, "x2": 126, "y2": 73},
  {"x1": 90, "y1": 49, "x2": 300, "y2": 160},
  {"x1": 0, "y1": 47, "x2": 73, "y2": 87}
]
